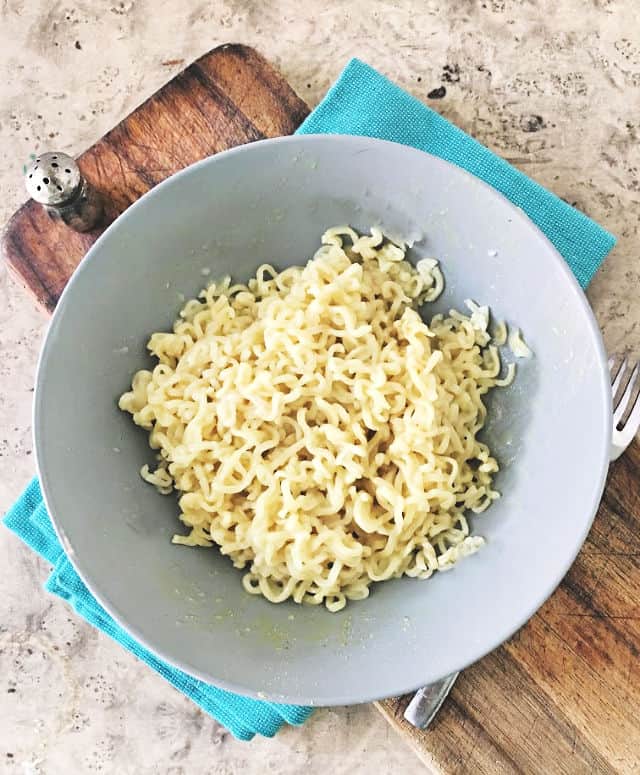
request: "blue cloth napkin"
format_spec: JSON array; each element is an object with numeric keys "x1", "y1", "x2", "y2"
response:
[{"x1": 3, "y1": 59, "x2": 616, "y2": 741}]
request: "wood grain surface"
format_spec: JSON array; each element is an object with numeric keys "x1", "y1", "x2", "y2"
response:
[
  {"x1": 4, "y1": 42, "x2": 638, "y2": 775},
  {"x1": 1, "y1": 44, "x2": 309, "y2": 313}
]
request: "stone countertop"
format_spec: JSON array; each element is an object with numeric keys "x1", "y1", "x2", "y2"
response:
[{"x1": 1, "y1": 1, "x2": 638, "y2": 773}]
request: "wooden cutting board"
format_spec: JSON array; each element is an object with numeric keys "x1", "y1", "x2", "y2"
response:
[
  {"x1": 2, "y1": 44, "x2": 310, "y2": 312},
  {"x1": 4, "y1": 44, "x2": 639, "y2": 774}
]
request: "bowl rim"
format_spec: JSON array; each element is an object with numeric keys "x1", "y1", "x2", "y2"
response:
[{"x1": 33, "y1": 133, "x2": 613, "y2": 706}]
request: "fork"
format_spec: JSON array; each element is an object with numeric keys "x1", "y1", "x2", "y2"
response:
[
  {"x1": 403, "y1": 354, "x2": 640, "y2": 730},
  {"x1": 609, "y1": 356, "x2": 640, "y2": 459}
]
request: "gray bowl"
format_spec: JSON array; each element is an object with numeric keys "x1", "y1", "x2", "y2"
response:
[{"x1": 34, "y1": 135, "x2": 611, "y2": 706}]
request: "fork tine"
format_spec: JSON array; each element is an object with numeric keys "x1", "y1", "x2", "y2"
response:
[
  {"x1": 618, "y1": 379, "x2": 640, "y2": 447},
  {"x1": 608, "y1": 356, "x2": 615, "y2": 371},
  {"x1": 611, "y1": 358, "x2": 628, "y2": 398},
  {"x1": 613, "y1": 361, "x2": 640, "y2": 427}
]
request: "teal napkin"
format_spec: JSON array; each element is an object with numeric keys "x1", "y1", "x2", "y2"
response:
[
  {"x1": 297, "y1": 59, "x2": 616, "y2": 288},
  {"x1": 3, "y1": 59, "x2": 616, "y2": 741}
]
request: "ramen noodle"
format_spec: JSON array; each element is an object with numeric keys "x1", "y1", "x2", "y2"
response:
[{"x1": 119, "y1": 226, "x2": 522, "y2": 611}]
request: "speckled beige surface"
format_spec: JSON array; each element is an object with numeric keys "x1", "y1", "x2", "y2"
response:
[{"x1": 1, "y1": 1, "x2": 639, "y2": 773}]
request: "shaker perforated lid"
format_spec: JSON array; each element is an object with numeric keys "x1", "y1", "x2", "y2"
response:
[{"x1": 25, "y1": 152, "x2": 81, "y2": 206}]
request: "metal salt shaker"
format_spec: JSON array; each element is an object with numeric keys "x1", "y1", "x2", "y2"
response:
[{"x1": 24, "y1": 152, "x2": 103, "y2": 232}]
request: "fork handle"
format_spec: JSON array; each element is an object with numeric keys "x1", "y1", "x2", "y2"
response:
[{"x1": 403, "y1": 672, "x2": 459, "y2": 729}]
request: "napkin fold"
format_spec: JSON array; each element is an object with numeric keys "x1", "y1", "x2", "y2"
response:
[{"x1": 3, "y1": 58, "x2": 616, "y2": 741}]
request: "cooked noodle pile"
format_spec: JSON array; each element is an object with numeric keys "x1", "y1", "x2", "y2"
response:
[{"x1": 119, "y1": 226, "x2": 517, "y2": 611}]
